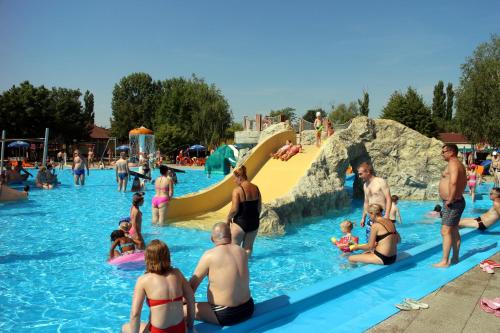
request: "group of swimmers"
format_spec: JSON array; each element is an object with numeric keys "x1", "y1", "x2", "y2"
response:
[
  {"x1": 110, "y1": 165, "x2": 260, "y2": 332},
  {"x1": 348, "y1": 146, "x2": 499, "y2": 268}
]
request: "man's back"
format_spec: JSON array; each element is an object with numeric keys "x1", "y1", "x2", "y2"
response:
[{"x1": 206, "y1": 244, "x2": 250, "y2": 307}]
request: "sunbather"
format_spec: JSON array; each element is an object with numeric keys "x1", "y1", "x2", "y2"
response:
[{"x1": 281, "y1": 144, "x2": 302, "y2": 161}]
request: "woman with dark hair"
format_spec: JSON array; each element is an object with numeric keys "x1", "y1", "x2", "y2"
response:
[
  {"x1": 109, "y1": 229, "x2": 141, "y2": 259},
  {"x1": 227, "y1": 165, "x2": 261, "y2": 256},
  {"x1": 129, "y1": 192, "x2": 145, "y2": 249},
  {"x1": 349, "y1": 204, "x2": 400, "y2": 265},
  {"x1": 152, "y1": 165, "x2": 173, "y2": 225},
  {"x1": 121, "y1": 240, "x2": 195, "y2": 333}
]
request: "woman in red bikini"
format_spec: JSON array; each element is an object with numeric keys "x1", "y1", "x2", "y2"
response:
[
  {"x1": 152, "y1": 165, "x2": 174, "y2": 225},
  {"x1": 121, "y1": 240, "x2": 195, "y2": 333}
]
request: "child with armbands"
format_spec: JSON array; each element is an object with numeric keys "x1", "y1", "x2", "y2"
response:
[{"x1": 331, "y1": 220, "x2": 360, "y2": 253}]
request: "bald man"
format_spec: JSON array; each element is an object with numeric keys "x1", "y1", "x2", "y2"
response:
[{"x1": 188, "y1": 222, "x2": 254, "y2": 326}]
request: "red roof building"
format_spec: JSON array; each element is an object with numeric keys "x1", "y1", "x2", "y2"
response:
[
  {"x1": 90, "y1": 125, "x2": 110, "y2": 140},
  {"x1": 438, "y1": 132, "x2": 470, "y2": 144}
]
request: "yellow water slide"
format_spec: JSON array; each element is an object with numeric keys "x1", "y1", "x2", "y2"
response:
[{"x1": 165, "y1": 130, "x2": 321, "y2": 228}]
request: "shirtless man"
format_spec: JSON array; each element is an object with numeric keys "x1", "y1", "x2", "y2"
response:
[
  {"x1": 188, "y1": 223, "x2": 254, "y2": 326},
  {"x1": 459, "y1": 187, "x2": 500, "y2": 230},
  {"x1": 281, "y1": 144, "x2": 302, "y2": 161},
  {"x1": 434, "y1": 144, "x2": 467, "y2": 268},
  {"x1": 72, "y1": 150, "x2": 89, "y2": 185},
  {"x1": 358, "y1": 162, "x2": 392, "y2": 243},
  {"x1": 115, "y1": 152, "x2": 129, "y2": 192},
  {"x1": 57, "y1": 151, "x2": 64, "y2": 170},
  {"x1": 490, "y1": 151, "x2": 500, "y2": 188}
]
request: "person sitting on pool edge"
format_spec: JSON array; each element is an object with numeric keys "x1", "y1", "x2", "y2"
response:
[
  {"x1": 349, "y1": 203, "x2": 400, "y2": 265},
  {"x1": 121, "y1": 240, "x2": 195, "y2": 333},
  {"x1": 187, "y1": 222, "x2": 254, "y2": 326},
  {"x1": 459, "y1": 187, "x2": 500, "y2": 231}
]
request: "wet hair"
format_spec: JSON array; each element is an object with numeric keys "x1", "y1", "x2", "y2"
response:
[
  {"x1": 367, "y1": 203, "x2": 383, "y2": 215},
  {"x1": 358, "y1": 162, "x2": 374, "y2": 175},
  {"x1": 23, "y1": 185, "x2": 30, "y2": 192},
  {"x1": 340, "y1": 220, "x2": 353, "y2": 232},
  {"x1": 233, "y1": 165, "x2": 248, "y2": 180},
  {"x1": 132, "y1": 192, "x2": 144, "y2": 207},
  {"x1": 391, "y1": 195, "x2": 399, "y2": 202},
  {"x1": 433, "y1": 204, "x2": 442, "y2": 212},
  {"x1": 145, "y1": 239, "x2": 172, "y2": 274},
  {"x1": 159, "y1": 165, "x2": 168, "y2": 176},
  {"x1": 442, "y1": 144, "x2": 458, "y2": 155},
  {"x1": 110, "y1": 229, "x2": 125, "y2": 242}
]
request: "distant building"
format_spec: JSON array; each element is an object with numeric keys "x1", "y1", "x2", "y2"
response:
[{"x1": 438, "y1": 132, "x2": 471, "y2": 150}]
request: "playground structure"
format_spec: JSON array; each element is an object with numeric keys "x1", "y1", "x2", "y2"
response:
[
  {"x1": 128, "y1": 127, "x2": 155, "y2": 163},
  {"x1": 0, "y1": 129, "x2": 49, "y2": 173}
]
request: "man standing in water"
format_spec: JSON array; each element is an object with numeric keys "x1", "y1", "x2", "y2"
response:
[
  {"x1": 358, "y1": 162, "x2": 392, "y2": 243},
  {"x1": 72, "y1": 150, "x2": 89, "y2": 185},
  {"x1": 115, "y1": 152, "x2": 129, "y2": 192},
  {"x1": 434, "y1": 144, "x2": 467, "y2": 268}
]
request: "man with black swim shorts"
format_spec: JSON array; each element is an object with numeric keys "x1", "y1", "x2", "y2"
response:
[
  {"x1": 188, "y1": 223, "x2": 254, "y2": 326},
  {"x1": 434, "y1": 144, "x2": 467, "y2": 268},
  {"x1": 459, "y1": 187, "x2": 500, "y2": 231}
]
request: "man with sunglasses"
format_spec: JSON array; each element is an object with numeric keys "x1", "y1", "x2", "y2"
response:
[
  {"x1": 459, "y1": 188, "x2": 500, "y2": 230},
  {"x1": 434, "y1": 144, "x2": 467, "y2": 268}
]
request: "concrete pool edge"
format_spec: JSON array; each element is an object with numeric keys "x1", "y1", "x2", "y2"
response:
[{"x1": 194, "y1": 226, "x2": 497, "y2": 332}]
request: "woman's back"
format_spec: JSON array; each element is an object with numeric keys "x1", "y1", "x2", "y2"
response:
[
  {"x1": 154, "y1": 176, "x2": 171, "y2": 196},
  {"x1": 141, "y1": 270, "x2": 184, "y2": 328}
]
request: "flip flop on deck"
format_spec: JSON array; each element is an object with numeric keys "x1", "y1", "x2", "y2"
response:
[{"x1": 404, "y1": 298, "x2": 429, "y2": 309}]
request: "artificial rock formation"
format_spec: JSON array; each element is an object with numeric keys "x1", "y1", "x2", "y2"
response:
[{"x1": 259, "y1": 116, "x2": 445, "y2": 234}]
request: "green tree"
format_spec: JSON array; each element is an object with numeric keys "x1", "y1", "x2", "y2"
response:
[
  {"x1": 329, "y1": 102, "x2": 359, "y2": 124},
  {"x1": 155, "y1": 75, "x2": 232, "y2": 153},
  {"x1": 381, "y1": 87, "x2": 437, "y2": 137},
  {"x1": 357, "y1": 91, "x2": 370, "y2": 116},
  {"x1": 432, "y1": 80, "x2": 446, "y2": 119},
  {"x1": 0, "y1": 81, "x2": 92, "y2": 144},
  {"x1": 83, "y1": 90, "x2": 95, "y2": 126},
  {"x1": 455, "y1": 34, "x2": 499, "y2": 146},
  {"x1": 445, "y1": 82, "x2": 454, "y2": 121},
  {"x1": 302, "y1": 108, "x2": 326, "y2": 123},
  {"x1": 110, "y1": 73, "x2": 161, "y2": 140},
  {"x1": 269, "y1": 107, "x2": 297, "y2": 123}
]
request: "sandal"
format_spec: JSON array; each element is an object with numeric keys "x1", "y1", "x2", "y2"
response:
[
  {"x1": 395, "y1": 302, "x2": 412, "y2": 311},
  {"x1": 480, "y1": 299, "x2": 495, "y2": 314},
  {"x1": 404, "y1": 298, "x2": 429, "y2": 309},
  {"x1": 481, "y1": 264, "x2": 495, "y2": 274}
]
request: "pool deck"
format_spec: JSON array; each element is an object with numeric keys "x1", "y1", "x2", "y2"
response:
[{"x1": 367, "y1": 251, "x2": 500, "y2": 333}]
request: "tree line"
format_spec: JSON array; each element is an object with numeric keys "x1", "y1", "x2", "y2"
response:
[
  {"x1": 0, "y1": 81, "x2": 94, "y2": 144},
  {"x1": 269, "y1": 34, "x2": 498, "y2": 146},
  {"x1": 0, "y1": 34, "x2": 497, "y2": 149},
  {"x1": 110, "y1": 73, "x2": 234, "y2": 154}
]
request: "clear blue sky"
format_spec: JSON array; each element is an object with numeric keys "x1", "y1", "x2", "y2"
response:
[{"x1": 1, "y1": 0, "x2": 498, "y2": 127}]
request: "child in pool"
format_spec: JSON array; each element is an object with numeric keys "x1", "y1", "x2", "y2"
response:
[
  {"x1": 427, "y1": 204, "x2": 443, "y2": 218},
  {"x1": 332, "y1": 220, "x2": 359, "y2": 253},
  {"x1": 109, "y1": 229, "x2": 141, "y2": 260},
  {"x1": 389, "y1": 195, "x2": 403, "y2": 223}
]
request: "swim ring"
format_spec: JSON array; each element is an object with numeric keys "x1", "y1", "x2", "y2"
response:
[{"x1": 109, "y1": 251, "x2": 145, "y2": 266}]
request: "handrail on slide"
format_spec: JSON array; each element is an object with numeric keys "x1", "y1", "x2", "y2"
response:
[{"x1": 165, "y1": 130, "x2": 296, "y2": 222}]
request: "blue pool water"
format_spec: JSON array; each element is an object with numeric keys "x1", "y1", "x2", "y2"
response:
[{"x1": 0, "y1": 169, "x2": 494, "y2": 332}]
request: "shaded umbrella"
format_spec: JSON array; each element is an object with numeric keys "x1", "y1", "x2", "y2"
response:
[
  {"x1": 116, "y1": 145, "x2": 130, "y2": 151},
  {"x1": 8, "y1": 141, "x2": 29, "y2": 148},
  {"x1": 8, "y1": 140, "x2": 29, "y2": 160},
  {"x1": 189, "y1": 144, "x2": 206, "y2": 157}
]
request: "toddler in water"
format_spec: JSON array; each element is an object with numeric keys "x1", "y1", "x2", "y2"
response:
[
  {"x1": 332, "y1": 220, "x2": 359, "y2": 253},
  {"x1": 427, "y1": 204, "x2": 442, "y2": 218},
  {"x1": 389, "y1": 195, "x2": 403, "y2": 224}
]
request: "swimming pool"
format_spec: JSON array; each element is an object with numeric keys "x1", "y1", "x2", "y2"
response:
[{"x1": 0, "y1": 170, "x2": 494, "y2": 332}]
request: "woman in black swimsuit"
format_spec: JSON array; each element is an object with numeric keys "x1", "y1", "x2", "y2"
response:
[
  {"x1": 227, "y1": 166, "x2": 262, "y2": 256},
  {"x1": 349, "y1": 204, "x2": 400, "y2": 265}
]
